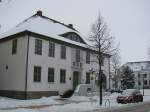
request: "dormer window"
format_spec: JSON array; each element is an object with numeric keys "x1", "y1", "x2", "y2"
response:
[
  {"x1": 60, "y1": 32, "x2": 86, "y2": 44},
  {"x1": 66, "y1": 33, "x2": 80, "y2": 42}
]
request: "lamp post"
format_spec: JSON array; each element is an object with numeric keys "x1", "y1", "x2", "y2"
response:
[{"x1": 142, "y1": 76, "x2": 144, "y2": 96}]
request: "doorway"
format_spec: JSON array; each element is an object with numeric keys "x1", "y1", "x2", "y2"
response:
[{"x1": 73, "y1": 71, "x2": 81, "y2": 90}]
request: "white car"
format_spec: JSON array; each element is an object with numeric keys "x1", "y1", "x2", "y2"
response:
[{"x1": 74, "y1": 84, "x2": 92, "y2": 96}]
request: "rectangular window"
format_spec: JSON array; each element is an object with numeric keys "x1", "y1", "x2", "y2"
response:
[
  {"x1": 144, "y1": 80, "x2": 147, "y2": 85},
  {"x1": 143, "y1": 74, "x2": 147, "y2": 78},
  {"x1": 34, "y1": 66, "x2": 41, "y2": 82},
  {"x1": 132, "y1": 74, "x2": 135, "y2": 77},
  {"x1": 48, "y1": 68, "x2": 54, "y2": 83},
  {"x1": 60, "y1": 69, "x2": 66, "y2": 83},
  {"x1": 138, "y1": 80, "x2": 141, "y2": 85},
  {"x1": 76, "y1": 49, "x2": 80, "y2": 62},
  {"x1": 86, "y1": 72, "x2": 90, "y2": 84},
  {"x1": 138, "y1": 74, "x2": 141, "y2": 78},
  {"x1": 35, "y1": 39, "x2": 42, "y2": 55},
  {"x1": 12, "y1": 39, "x2": 17, "y2": 54},
  {"x1": 49, "y1": 42, "x2": 55, "y2": 57},
  {"x1": 61, "y1": 45, "x2": 66, "y2": 59},
  {"x1": 86, "y1": 51, "x2": 90, "y2": 64}
]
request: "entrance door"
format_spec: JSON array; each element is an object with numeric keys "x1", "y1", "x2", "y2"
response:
[
  {"x1": 73, "y1": 71, "x2": 80, "y2": 90},
  {"x1": 102, "y1": 73, "x2": 107, "y2": 89}
]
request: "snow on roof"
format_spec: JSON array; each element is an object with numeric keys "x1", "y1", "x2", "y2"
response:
[{"x1": 0, "y1": 11, "x2": 89, "y2": 48}]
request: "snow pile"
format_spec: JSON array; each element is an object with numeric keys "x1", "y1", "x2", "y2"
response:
[
  {"x1": 40, "y1": 102, "x2": 103, "y2": 112},
  {"x1": 69, "y1": 95, "x2": 90, "y2": 102},
  {"x1": 0, "y1": 90, "x2": 150, "y2": 112},
  {"x1": 141, "y1": 89, "x2": 150, "y2": 96},
  {"x1": 0, "y1": 96, "x2": 60, "y2": 109}
]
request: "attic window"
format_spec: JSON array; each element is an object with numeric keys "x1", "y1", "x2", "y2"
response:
[{"x1": 60, "y1": 32, "x2": 85, "y2": 44}]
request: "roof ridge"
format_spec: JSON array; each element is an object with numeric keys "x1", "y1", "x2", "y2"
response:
[{"x1": 15, "y1": 11, "x2": 78, "y2": 32}]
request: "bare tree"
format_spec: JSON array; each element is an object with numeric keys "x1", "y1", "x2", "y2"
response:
[
  {"x1": 88, "y1": 12, "x2": 117, "y2": 105},
  {"x1": 110, "y1": 51, "x2": 121, "y2": 90}
]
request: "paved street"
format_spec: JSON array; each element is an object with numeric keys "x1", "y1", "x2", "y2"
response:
[{"x1": 95, "y1": 102, "x2": 150, "y2": 112}]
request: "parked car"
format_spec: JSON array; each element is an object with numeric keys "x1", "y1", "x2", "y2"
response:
[
  {"x1": 73, "y1": 84, "x2": 92, "y2": 96},
  {"x1": 107, "y1": 89, "x2": 123, "y2": 93},
  {"x1": 117, "y1": 89, "x2": 143, "y2": 104}
]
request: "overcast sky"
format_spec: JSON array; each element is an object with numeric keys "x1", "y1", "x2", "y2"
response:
[{"x1": 0, "y1": 0, "x2": 150, "y2": 64}]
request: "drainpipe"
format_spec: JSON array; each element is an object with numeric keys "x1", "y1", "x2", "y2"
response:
[
  {"x1": 108, "y1": 57, "x2": 111, "y2": 89},
  {"x1": 25, "y1": 33, "x2": 30, "y2": 99}
]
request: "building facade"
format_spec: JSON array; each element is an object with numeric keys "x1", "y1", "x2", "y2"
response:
[
  {"x1": 0, "y1": 11, "x2": 111, "y2": 99},
  {"x1": 123, "y1": 61, "x2": 150, "y2": 89}
]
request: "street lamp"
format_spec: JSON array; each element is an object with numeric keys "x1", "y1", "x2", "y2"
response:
[{"x1": 142, "y1": 75, "x2": 144, "y2": 96}]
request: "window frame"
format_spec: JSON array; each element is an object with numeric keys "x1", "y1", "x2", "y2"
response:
[
  {"x1": 48, "y1": 68, "x2": 55, "y2": 83},
  {"x1": 86, "y1": 51, "x2": 90, "y2": 64},
  {"x1": 60, "y1": 45, "x2": 66, "y2": 59},
  {"x1": 12, "y1": 39, "x2": 17, "y2": 55},
  {"x1": 33, "y1": 66, "x2": 41, "y2": 82},
  {"x1": 60, "y1": 69, "x2": 66, "y2": 83},
  {"x1": 49, "y1": 42, "x2": 55, "y2": 57},
  {"x1": 76, "y1": 49, "x2": 80, "y2": 62},
  {"x1": 35, "y1": 39, "x2": 42, "y2": 55}
]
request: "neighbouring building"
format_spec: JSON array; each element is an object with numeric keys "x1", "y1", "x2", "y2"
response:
[
  {"x1": 0, "y1": 11, "x2": 111, "y2": 99},
  {"x1": 123, "y1": 61, "x2": 150, "y2": 89}
]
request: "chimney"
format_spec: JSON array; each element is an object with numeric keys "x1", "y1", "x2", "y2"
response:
[
  {"x1": 36, "y1": 10, "x2": 42, "y2": 16},
  {"x1": 68, "y1": 24, "x2": 73, "y2": 28}
]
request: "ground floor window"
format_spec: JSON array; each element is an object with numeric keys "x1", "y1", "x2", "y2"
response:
[
  {"x1": 86, "y1": 72, "x2": 90, "y2": 84},
  {"x1": 138, "y1": 80, "x2": 141, "y2": 85},
  {"x1": 48, "y1": 68, "x2": 54, "y2": 83},
  {"x1": 34, "y1": 66, "x2": 41, "y2": 82},
  {"x1": 60, "y1": 69, "x2": 66, "y2": 83},
  {"x1": 144, "y1": 80, "x2": 147, "y2": 85}
]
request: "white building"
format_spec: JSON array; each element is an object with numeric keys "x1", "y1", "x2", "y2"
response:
[
  {"x1": 0, "y1": 11, "x2": 111, "y2": 99},
  {"x1": 123, "y1": 61, "x2": 150, "y2": 89}
]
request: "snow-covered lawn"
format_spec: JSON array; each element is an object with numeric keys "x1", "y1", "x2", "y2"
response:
[{"x1": 0, "y1": 89, "x2": 150, "y2": 112}]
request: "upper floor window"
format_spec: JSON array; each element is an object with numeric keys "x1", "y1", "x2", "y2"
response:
[
  {"x1": 86, "y1": 51, "x2": 90, "y2": 64},
  {"x1": 60, "y1": 32, "x2": 86, "y2": 44},
  {"x1": 66, "y1": 33, "x2": 80, "y2": 42},
  {"x1": 35, "y1": 39, "x2": 42, "y2": 55},
  {"x1": 48, "y1": 68, "x2": 54, "y2": 83},
  {"x1": 49, "y1": 42, "x2": 55, "y2": 57},
  {"x1": 143, "y1": 74, "x2": 147, "y2": 78},
  {"x1": 61, "y1": 45, "x2": 66, "y2": 59},
  {"x1": 60, "y1": 69, "x2": 66, "y2": 83},
  {"x1": 12, "y1": 39, "x2": 17, "y2": 54},
  {"x1": 34, "y1": 66, "x2": 41, "y2": 82},
  {"x1": 76, "y1": 49, "x2": 80, "y2": 62}
]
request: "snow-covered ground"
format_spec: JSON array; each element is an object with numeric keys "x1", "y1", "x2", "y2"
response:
[{"x1": 0, "y1": 89, "x2": 150, "y2": 112}]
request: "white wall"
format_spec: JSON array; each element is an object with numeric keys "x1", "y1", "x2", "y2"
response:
[
  {"x1": 0, "y1": 35, "x2": 28, "y2": 91},
  {"x1": 0, "y1": 35, "x2": 111, "y2": 92},
  {"x1": 27, "y1": 36, "x2": 110, "y2": 93},
  {"x1": 27, "y1": 36, "x2": 72, "y2": 93}
]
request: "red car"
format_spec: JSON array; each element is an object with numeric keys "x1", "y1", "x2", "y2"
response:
[{"x1": 117, "y1": 89, "x2": 143, "y2": 104}]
